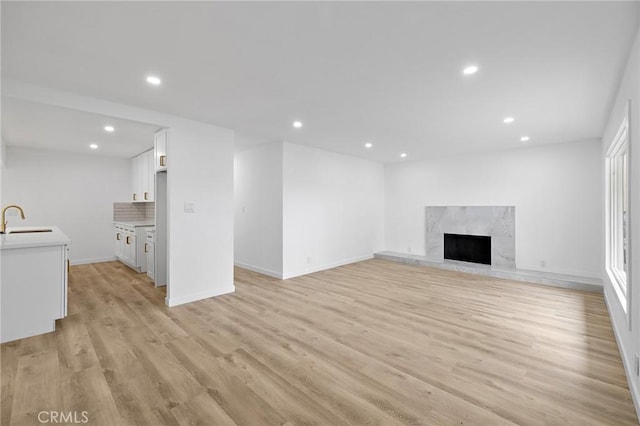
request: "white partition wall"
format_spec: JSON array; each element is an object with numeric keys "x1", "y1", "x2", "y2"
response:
[{"x1": 166, "y1": 122, "x2": 235, "y2": 305}]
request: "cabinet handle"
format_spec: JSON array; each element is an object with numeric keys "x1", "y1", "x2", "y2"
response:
[
  {"x1": 144, "y1": 243, "x2": 148, "y2": 253},
  {"x1": 126, "y1": 236, "x2": 131, "y2": 245},
  {"x1": 133, "y1": 193, "x2": 137, "y2": 201},
  {"x1": 160, "y1": 155, "x2": 166, "y2": 167},
  {"x1": 144, "y1": 192, "x2": 149, "y2": 200},
  {"x1": 116, "y1": 233, "x2": 121, "y2": 241}
]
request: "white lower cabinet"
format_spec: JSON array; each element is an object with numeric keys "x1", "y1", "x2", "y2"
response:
[
  {"x1": 114, "y1": 223, "x2": 153, "y2": 273},
  {"x1": 1, "y1": 227, "x2": 69, "y2": 343}
]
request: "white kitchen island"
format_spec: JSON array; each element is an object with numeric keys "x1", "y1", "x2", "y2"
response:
[{"x1": 0, "y1": 226, "x2": 70, "y2": 343}]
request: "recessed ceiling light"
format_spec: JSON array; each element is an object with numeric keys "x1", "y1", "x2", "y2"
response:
[
  {"x1": 89, "y1": 143, "x2": 99, "y2": 149},
  {"x1": 400, "y1": 153, "x2": 407, "y2": 158},
  {"x1": 104, "y1": 125, "x2": 115, "y2": 132},
  {"x1": 365, "y1": 142, "x2": 373, "y2": 148},
  {"x1": 463, "y1": 65, "x2": 479, "y2": 75},
  {"x1": 293, "y1": 121, "x2": 303, "y2": 128},
  {"x1": 520, "y1": 136, "x2": 530, "y2": 142},
  {"x1": 146, "y1": 75, "x2": 161, "y2": 86},
  {"x1": 503, "y1": 117, "x2": 515, "y2": 124}
]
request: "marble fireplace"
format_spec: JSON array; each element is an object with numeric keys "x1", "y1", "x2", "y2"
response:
[{"x1": 425, "y1": 206, "x2": 515, "y2": 268}]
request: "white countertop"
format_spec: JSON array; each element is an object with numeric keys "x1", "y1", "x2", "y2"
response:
[
  {"x1": 0, "y1": 226, "x2": 71, "y2": 250},
  {"x1": 114, "y1": 221, "x2": 155, "y2": 227}
]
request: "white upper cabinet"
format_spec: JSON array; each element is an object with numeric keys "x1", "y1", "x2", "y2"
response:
[
  {"x1": 131, "y1": 154, "x2": 143, "y2": 202},
  {"x1": 131, "y1": 149, "x2": 155, "y2": 202},
  {"x1": 154, "y1": 129, "x2": 168, "y2": 172}
]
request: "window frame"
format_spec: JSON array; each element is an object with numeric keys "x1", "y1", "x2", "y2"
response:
[{"x1": 605, "y1": 106, "x2": 631, "y2": 317}]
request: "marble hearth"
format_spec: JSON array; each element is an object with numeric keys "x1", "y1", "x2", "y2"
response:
[
  {"x1": 425, "y1": 206, "x2": 515, "y2": 268},
  {"x1": 374, "y1": 251, "x2": 602, "y2": 292}
]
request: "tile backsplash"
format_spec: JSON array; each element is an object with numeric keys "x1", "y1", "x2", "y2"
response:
[{"x1": 113, "y1": 202, "x2": 155, "y2": 222}]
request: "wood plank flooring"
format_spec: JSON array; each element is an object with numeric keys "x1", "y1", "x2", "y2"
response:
[{"x1": 1, "y1": 259, "x2": 637, "y2": 425}]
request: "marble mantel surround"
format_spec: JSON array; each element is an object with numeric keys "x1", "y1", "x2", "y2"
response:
[{"x1": 426, "y1": 206, "x2": 515, "y2": 267}]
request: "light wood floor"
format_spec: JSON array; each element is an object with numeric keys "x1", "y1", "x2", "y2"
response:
[{"x1": 1, "y1": 259, "x2": 637, "y2": 425}]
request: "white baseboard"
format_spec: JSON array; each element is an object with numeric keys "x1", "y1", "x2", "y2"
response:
[
  {"x1": 516, "y1": 262, "x2": 602, "y2": 281},
  {"x1": 604, "y1": 289, "x2": 640, "y2": 420},
  {"x1": 234, "y1": 261, "x2": 283, "y2": 279},
  {"x1": 70, "y1": 256, "x2": 116, "y2": 266},
  {"x1": 282, "y1": 254, "x2": 373, "y2": 280},
  {"x1": 166, "y1": 286, "x2": 235, "y2": 307}
]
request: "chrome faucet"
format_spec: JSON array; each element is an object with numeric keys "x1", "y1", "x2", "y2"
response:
[{"x1": 1, "y1": 205, "x2": 26, "y2": 234}]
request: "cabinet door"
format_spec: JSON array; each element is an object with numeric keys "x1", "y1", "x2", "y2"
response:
[
  {"x1": 115, "y1": 229, "x2": 123, "y2": 258},
  {"x1": 131, "y1": 157, "x2": 137, "y2": 201},
  {"x1": 61, "y1": 246, "x2": 69, "y2": 318},
  {"x1": 145, "y1": 150, "x2": 155, "y2": 202},
  {"x1": 146, "y1": 242, "x2": 155, "y2": 280},
  {"x1": 137, "y1": 156, "x2": 144, "y2": 201},
  {"x1": 131, "y1": 155, "x2": 143, "y2": 202},
  {"x1": 154, "y1": 129, "x2": 167, "y2": 172},
  {"x1": 123, "y1": 233, "x2": 135, "y2": 264},
  {"x1": 128, "y1": 234, "x2": 137, "y2": 265},
  {"x1": 141, "y1": 152, "x2": 150, "y2": 201},
  {"x1": 121, "y1": 232, "x2": 128, "y2": 262}
]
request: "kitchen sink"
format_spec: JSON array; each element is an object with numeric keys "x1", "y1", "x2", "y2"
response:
[{"x1": 7, "y1": 229, "x2": 53, "y2": 234}]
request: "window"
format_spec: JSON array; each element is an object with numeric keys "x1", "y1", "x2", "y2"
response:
[{"x1": 606, "y1": 111, "x2": 630, "y2": 312}]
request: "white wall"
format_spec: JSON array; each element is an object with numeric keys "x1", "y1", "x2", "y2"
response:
[
  {"x1": 234, "y1": 142, "x2": 283, "y2": 277},
  {"x1": 0, "y1": 139, "x2": 6, "y2": 169},
  {"x1": 385, "y1": 139, "x2": 603, "y2": 279},
  {"x1": 1, "y1": 146, "x2": 130, "y2": 264},
  {"x1": 166, "y1": 122, "x2": 235, "y2": 306},
  {"x1": 602, "y1": 28, "x2": 640, "y2": 416},
  {"x1": 283, "y1": 143, "x2": 385, "y2": 279},
  {"x1": 5, "y1": 82, "x2": 236, "y2": 307}
]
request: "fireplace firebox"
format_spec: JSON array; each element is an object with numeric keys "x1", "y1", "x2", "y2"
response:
[{"x1": 444, "y1": 233, "x2": 491, "y2": 265}]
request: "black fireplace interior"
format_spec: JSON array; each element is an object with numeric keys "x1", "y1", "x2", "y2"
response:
[{"x1": 444, "y1": 233, "x2": 491, "y2": 265}]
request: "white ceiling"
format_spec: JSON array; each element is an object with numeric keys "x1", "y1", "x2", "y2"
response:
[
  {"x1": 2, "y1": 98, "x2": 160, "y2": 158},
  {"x1": 2, "y1": 2, "x2": 638, "y2": 162}
]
